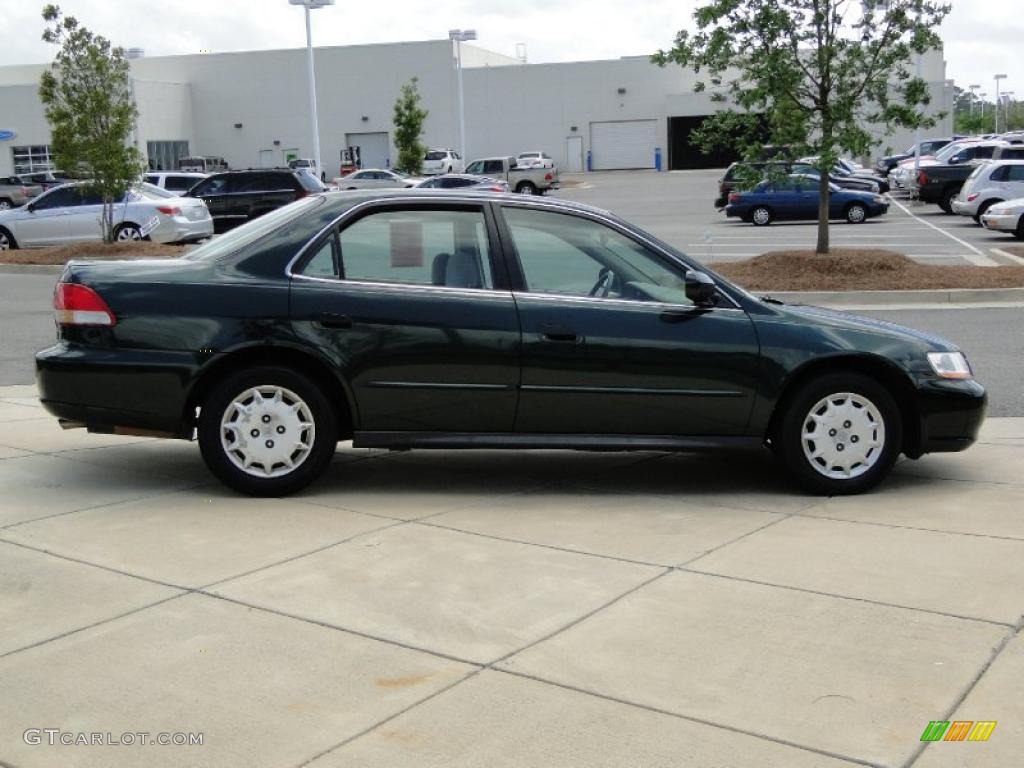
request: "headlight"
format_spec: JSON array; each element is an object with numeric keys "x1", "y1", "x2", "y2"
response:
[
  {"x1": 873, "y1": 195, "x2": 887, "y2": 204},
  {"x1": 927, "y1": 351, "x2": 973, "y2": 379}
]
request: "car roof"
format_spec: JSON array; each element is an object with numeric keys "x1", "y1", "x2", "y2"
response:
[{"x1": 321, "y1": 187, "x2": 609, "y2": 216}]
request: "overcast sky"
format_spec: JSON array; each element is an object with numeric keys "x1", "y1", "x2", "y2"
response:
[{"x1": 1, "y1": 0, "x2": 1020, "y2": 100}]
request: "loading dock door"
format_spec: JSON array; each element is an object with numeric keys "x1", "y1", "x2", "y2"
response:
[
  {"x1": 590, "y1": 120, "x2": 657, "y2": 170},
  {"x1": 345, "y1": 132, "x2": 390, "y2": 170}
]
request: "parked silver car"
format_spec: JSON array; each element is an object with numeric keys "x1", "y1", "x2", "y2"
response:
[
  {"x1": 331, "y1": 169, "x2": 423, "y2": 190},
  {"x1": 414, "y1": 173, "x2": 509, "y2": 192},
  {"x1": 0, "y1": 182, "x2": 212, "y2": 249},
  {"x1": 0, "y1": 176, "x2": 43, "y2": 209}
]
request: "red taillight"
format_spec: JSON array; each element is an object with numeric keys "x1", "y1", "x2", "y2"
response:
[
  {"x1": 488, "y1": 185, "x2": 504, "y2": 192},
  {"x1": 156, "y1": 205, "x2": 180, "y2": 215},
  {"x1": 544, "y1": 172, "x2": 553, "y2": 181},
  {"x1": 295, "y1": 189, "x2": 309, "y2": 199},
  {"x1": 728, "y1": 192, "x2": 741, "y2": 204},
  {"x1": 53, "y1": 283, "x2": 117, "y2": 327},
  {"x1": 21, "y1": 187, "x2": 31, "y2": 196},
  {"x1": 917, "y1": 171, "x2": 928, "y2": 186},
  {"x1": 966, "y1": 193, "x2": 979, "y2": 202}
]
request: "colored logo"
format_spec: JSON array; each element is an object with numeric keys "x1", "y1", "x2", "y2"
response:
[
  {"x1": 0, "y1": 130, "x2": 16, "y2": 141},
  {"x1": 921, "y1": 721, "x2": 997, "y2": 742}
]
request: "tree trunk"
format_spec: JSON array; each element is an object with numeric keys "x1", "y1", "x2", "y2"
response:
[
  {"x1": 103, "y1": 201, "x2": 113, "y2": 243},
  {"x1": 816, "y1": 170, "x2": 830, "y2": 254}
]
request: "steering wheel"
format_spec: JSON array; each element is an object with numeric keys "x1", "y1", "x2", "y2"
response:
[{"x1": 588, "y1": 267, "x2": 614, "y2": 298}]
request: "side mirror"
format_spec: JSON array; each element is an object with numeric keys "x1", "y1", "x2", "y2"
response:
[
  {"x1": 25, "y1": 202, "x2": 37, "y2": 212},
  {"x1": 684, "y1": 270, "x2": 718, "y2": 307}
]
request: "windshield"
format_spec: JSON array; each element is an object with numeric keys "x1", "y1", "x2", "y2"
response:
[
  {"x1": 935, "y1": 143, "x2": 971, "y2": 162},
  {"x1": 182, "y1": 197, "x2": 323, "y2": 261}
]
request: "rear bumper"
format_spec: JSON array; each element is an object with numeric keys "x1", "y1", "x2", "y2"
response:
[
  {"x1": 951, "y1": 199, "x2": 977, "y2": 216},
  {"x1": 912, "y1": 378, "x2": 987, "y2": 456},
  {"x1": 151, "y1": 217, "x2": 214, "y2": 244},
  {"x1": 36, "y1": 342, "x2": 199, "y2": 436}
]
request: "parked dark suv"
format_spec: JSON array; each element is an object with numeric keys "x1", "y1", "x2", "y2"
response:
[
  {"x1": 36, "y1": 192, "x2": 985, "y2": 498},
  {"x1": 186, "y1": 168, "x2": 324, "y2": 232}
]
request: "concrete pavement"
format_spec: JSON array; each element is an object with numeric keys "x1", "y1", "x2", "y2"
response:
[{"x1": 1, "y1": 384, "x2": 1022, "y2": 767}]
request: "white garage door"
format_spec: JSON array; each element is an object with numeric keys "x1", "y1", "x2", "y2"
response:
[
  {"x1": 590, "y1": 120, "x2": 657, "y2": 170},
  {"x1": 345, "y1": 132, "x2": 391, "y2": 170}
]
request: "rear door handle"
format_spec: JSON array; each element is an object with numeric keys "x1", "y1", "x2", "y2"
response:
[
  {"x1": 313, "y1": 312, "x2": 352, "y2": 329},
  {"x1": 538, "y1": 324, "x2": 580, "y2": 343}
]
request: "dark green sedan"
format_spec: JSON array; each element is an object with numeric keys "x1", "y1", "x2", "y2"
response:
[{"x1": 36, "y1": 191, "x2": 985, "y2": 496}]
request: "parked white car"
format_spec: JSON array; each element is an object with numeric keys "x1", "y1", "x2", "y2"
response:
[
  {"x1": 422, "y1": 149, "x2": 463, "y2": 175},
  {"x1": 331, "y1": 169, "x2": 423, "y2": 190},
  {"x1": 952, "y1": 161, "x2": 1024, "y2": 221},
  {"x1": 515, "y1": 151, "x2": 554, "y2": 169},
  {"x1": 0, "y1": 182, "x2": 212, "y2": 250},
  {"x1": 144, "y1": 171, "x2": 208, "y2": 194},
  {"x1": 980, "y1": 197, "x2": 1024, "y2": 239}
]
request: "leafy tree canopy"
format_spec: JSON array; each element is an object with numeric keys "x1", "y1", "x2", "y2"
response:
[
  {"x1": 39, "y1": 4, "x2": 144, "y2": 242},
  {"x1": 654, "y1": 0, "x2": 950, "y2": 253},
  {"x1": 392, "y1": 78, "x2": 428, "y2": 175}
]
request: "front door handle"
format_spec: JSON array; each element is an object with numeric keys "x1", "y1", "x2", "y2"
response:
[
  {"x1": 538, "y1": 324, "x2": 579, "y2": 343},
  {"x1": 313, "y1": 312, "x2": 352, "y2": 330}
]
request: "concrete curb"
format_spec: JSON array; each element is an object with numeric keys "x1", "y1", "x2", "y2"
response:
[{"x1": 770, "y1": 287, "x2": 1024, "y2": 306}]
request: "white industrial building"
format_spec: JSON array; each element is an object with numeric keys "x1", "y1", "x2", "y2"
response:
[{"x1": 0, "y1": 38, "x2": 954, "y2": 178}]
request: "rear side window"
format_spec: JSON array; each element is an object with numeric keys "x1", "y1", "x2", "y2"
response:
[
  {"x1": 331, "y1": 207, "x2": 494, "y2": 289},
  {"x1": 296, "y1": 172, "x2": 325, "y2": 192},
  {"x1": 1007, "y1": 165, "x2": 1024, "y2": 182}
]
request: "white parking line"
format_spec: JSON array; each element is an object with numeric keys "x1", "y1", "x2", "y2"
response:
[
  {"x1": 888, "y1": 197, "x2": 999, "y2": 266},
  {"x1": 992, "y1": 248, "x2": 1024, "y2": 265}
]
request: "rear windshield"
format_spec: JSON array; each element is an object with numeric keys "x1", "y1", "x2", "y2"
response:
[
  {"x1": 183, "y1": 197, "x2": 323, "y2": 261},
  {"x1": 425, "y1": 151, "x2": 447, "y2": 160},
  {"x1": 296, "y1": 172, "x2": 326, "y2": 192}
]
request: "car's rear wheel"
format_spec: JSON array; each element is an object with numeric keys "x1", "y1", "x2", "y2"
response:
[
  {"x1": 776, "y1": 372, "x2": 902, "y2": 495},
  {"x1": 845, "y1": 203, "x2": 867, "y2": 224},
  {"x1": 939, "y1": 188, "x2": 958, "y2": 214},
  {"x1": 198, "y1": 366, "x2": 338, "y2": 496},
  {"x1": 0, "y1": 227, "x2": 16, "y2": 250},
  {"x1": 114, "y1": 223, "x2": 144, "y2": 241},
  {"x1": 517, "y1": 181, "x2": 538, "y2": 195},
  {"x1": 751, "y1": 206, "x2": 772, "y2": 226}
]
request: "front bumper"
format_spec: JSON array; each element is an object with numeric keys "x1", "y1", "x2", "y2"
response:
[
  {"x1": 36, "y1": 342, "x2": 200, "y2": 436},
  {"x1": 911, "y1": 378, "x2": 987, "y2": 457},
  {"x1": 980, "y1": 212, "x2": 1018, "y2": 232}
]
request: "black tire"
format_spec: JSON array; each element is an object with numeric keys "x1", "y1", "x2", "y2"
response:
[
  {"x1": 517, "y1": 181, "x2": 538, "y2": 195},
  {"x1": 775, "y1": 372, "x2": 902, "y2": 495},
  {"x1": 1016, "y1": 216, "x2": 1024, "y2": 241},
  {"x1": 0, "y1": 226, "x2": 17, "y2": 250},
  {"x1": 114, "y1": 222, "x2": 145, "y2": 241},
  {"x1": 974, "y1": 200, "x2": 999, "y2": 224},
  {"x1": 751, "y1": 206, "x2": 772, "y2": 226},
  {"x1": 845, "y1": 203, "x2": 867, "y2": 224},
  {"x1": 198, "y1": 366, "x2": 338, "y2": 496},
  {"x1": 939, "y1": 188, "x2": 958, "y2": 215}
]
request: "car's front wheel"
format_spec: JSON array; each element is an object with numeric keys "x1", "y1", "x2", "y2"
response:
[
  {"x1": 776, "y1": 372, "x2": 902, "y2": 495},
  {"x1": 0, "y1": 227, "x2": 16, "y2": 250},
  {"x1": 198, "y1": 366, "x2": 338, "y2": 496},
  {"x1": 845, "y1": 203, "x2": 867, "y2": 224}
]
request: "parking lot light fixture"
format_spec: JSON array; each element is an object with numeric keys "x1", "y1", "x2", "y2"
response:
[
  {"x1": 969, "y1": 84, "x2": 981, "y2": 116},
  {"x1": 994, "y1": 74, "x2": 1007, "y2": 133},
  {"x1": 449, "y1": 29, "x2": 477, "y2": 164},
  {"x1": 289, "y1": 0, "x2": 334, "y2": 178}
]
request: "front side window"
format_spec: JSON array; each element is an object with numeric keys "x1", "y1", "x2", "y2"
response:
[
  {"x1": 193, "y1": 176, "x2": 228, "y2": 196},
  {"x1": 330, "y1": 207, "x2": 494, "y2": 289},
  {"x1": 502, "y1": 207, "x2": 692, "y2": 305}
]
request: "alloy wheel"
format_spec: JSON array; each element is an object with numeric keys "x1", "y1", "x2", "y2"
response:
[
  {"x1": 0, "y1": 201, "x2": 11, "y2": 211},
  {"x1": 0, "y1": 232, "x2": 10, "y2": 250},
  {"x1": 801, "y1": 392, "x2": 885, "y2": 480},
  {"x1": 219, "y1": 385, "x2": 316, "y2": 478},
  {"x1": 116, "y1": 225, "x2": 143, "y2": 241},
  {"x1": 847, "y1": 204, "x2": 866, "y2": 223},
  {"x1": 752, "y1": 207, "x2": 771, "y2": 226}
]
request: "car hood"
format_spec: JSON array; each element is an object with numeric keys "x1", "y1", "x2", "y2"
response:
[{"x1": 771, "y1": 302, "x2": 957, "y2": 352}]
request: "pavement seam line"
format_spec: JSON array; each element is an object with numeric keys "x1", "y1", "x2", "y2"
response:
[
  {"x1": 902, "y1": 619, "x2": 1024, "y2": 768},
  {"x1": 784, "y1": 508, "x2": 1024, "y2": 543},
  {"x1": 676, "y1": 513, "x2": 793, "y2": 567},
  {"x1": 292, "y1": 669, "x2": 485, "y2": 768},
  {"x1": 492, "y1": 668, "x2": 885, "y2": 768},
  {"x1": 677, "y1": 566, "x2": 1017, "y2": 628}
]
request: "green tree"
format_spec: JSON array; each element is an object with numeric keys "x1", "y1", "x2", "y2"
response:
[
  {"x1": 39, "y1": 4, "x2": 144, "y2": 243},
  {"x1": 392, "y1": 78, "x2": 428, "y2": 175},
  {"x1": 655, "y1": 0, "x2": 950, "y2": 254}
]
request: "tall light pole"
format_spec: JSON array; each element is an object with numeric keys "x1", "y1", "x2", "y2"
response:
[
  {"x1": 449, "y1": 29, "x2": 477, "y2": 164},
  {"x1": 1004, "y1": 92, "x2": 1015, "y2": 132},
  {"x1": 290, "y1": 0, "x2": 333, "y2": 178},
  {"x1": 969, "y1": 84, "x2": 981, "y2": 116},
  {"x1": 994, "y1": 74, "x2": 1007, "y2": 133}
]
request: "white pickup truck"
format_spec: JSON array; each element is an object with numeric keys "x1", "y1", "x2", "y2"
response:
[{"x1": 464, "y1": 156, "x2": 559, "y2": 195}]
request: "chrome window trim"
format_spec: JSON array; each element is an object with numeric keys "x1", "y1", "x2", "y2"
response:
[
  {"x1": 513, "y1": 290, "x2": 746, "y2": 313},
  {"x1": 284, "y1": 194, "x2": 743, "y2": 310},
  {"x1": 289, "y1": 272, "x2": 512, "y2": 300}
]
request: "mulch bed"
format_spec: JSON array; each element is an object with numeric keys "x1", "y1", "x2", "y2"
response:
[
  {"x1": 0, "y1": 241, "x2": 186, "y2": 265},
  {"x1": 715, "y1": 249, "x2": 1024, "y2": 291}
]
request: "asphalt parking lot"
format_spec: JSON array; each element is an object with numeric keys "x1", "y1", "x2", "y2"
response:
[
  {"x1": 1, "y1": 385, "x2": 1023, "y2": 767},
  {"x1": 555, "y1": 169, "x2": 1024, "y2": 266}
]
